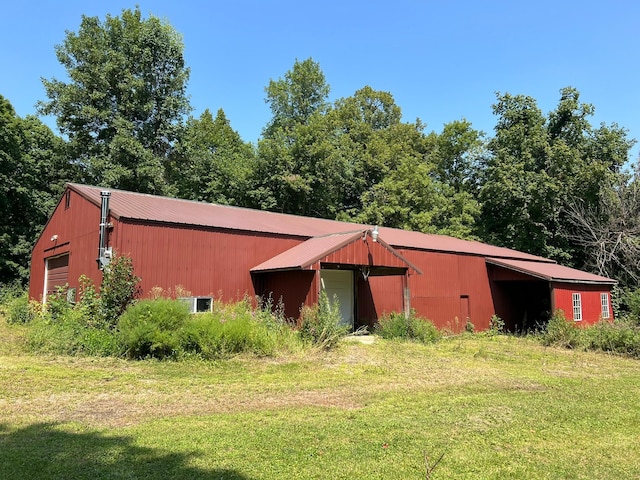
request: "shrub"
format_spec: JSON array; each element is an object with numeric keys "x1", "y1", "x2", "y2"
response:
[
  {"x1": 117, "y1": 298, "x2": 190, "y2": 359},
  {"x1": 100, "y1": 255, "x2": 141, "y2": 328},
  {"x1": 541, "y1": 310, "x2": 579, "y2": 348},
  {"x1": 26, "y1": 308, "x2": 120, "y2": 356},
  {"x1": 580, "y1": 319, "x2": 640, "y2": 357},
  {"x1": 374, "y1": 311, "x2": 441, "y2": 344},
  {"x1": 299, "y1": 292, "x2": 349, "y2": 350},
  {"x1": 4, "y1": 291, "x2": 36, "y2": 324},
  {"x1": 488, "y1": 315, "x2": 505, "y2": 336}
]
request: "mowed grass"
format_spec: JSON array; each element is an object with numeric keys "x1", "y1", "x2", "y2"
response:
[{"x1": 1, "y1": 320, "x2": 639, "y2": 479}]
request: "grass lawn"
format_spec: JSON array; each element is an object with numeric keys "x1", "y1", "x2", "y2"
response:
[{"x1": 1, "y1": 320, "x2": 639, "y2": 479}]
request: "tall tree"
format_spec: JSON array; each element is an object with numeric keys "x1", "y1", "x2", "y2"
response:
[
  {"x1": 253, "y1": 58, "x2": 336, "y2": 215},
  {"x1": 169, "y1": 109, "x2": 256, "y2": 205},
  {"x1": 0, "y1": 95, "x2": 68, "y2": 284},
  {"x1": 263, "y1": 57, "x2": 330, "y2": 138},
  {"x1": 39, "y1": 7, "x2": 191, "y2": 195},
  {"x1": 479, "y1": 87, "x2": 633, "y2": 264}
]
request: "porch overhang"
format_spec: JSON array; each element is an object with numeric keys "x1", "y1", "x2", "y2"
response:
[
  {"x1": 251, "y1": 229, "x2": 422, "y2": 275},
  {"x1": 486, "y1": 258, "x2": 616, "y2": 285}
]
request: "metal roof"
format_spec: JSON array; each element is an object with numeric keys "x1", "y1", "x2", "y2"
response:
[
  {"x1": 486, "y1": 258, "x2": 616, "y2": 284},
  {"x1": 251, "y1": 231, "x2": 365, "y2": 272},
  {"x1": 251, "y1": 230, "x2": 421, "y2": 273},
  {"x1": 67, "y1": 183, "x2": 562, "y2": 262}
]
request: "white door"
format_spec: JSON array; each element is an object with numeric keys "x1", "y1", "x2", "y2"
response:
[{"x1": 320, "y1": 269, "x2": 354, "y2": 329}]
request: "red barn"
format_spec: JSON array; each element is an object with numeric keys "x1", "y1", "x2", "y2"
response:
[{"x1": 29, "y1": 184, "x2": 616, "y2": 331}]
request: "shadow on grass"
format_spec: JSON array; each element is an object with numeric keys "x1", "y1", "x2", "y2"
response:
[{"x1": 0, "y1": 423, "x2": 252, "y2": 479}]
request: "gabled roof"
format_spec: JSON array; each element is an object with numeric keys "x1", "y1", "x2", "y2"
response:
[
  {"x1": 251, "y1": 230, "x2": 422, "y2": 274},
  {"x1": 486, "y1": 258, "x2": 616, "y2": 285},
  {"x1": 65, "y1": 183, "x2": 558, "y2": 263}
]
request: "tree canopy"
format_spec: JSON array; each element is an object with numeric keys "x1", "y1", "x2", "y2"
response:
[
  {"x1": 0, "y1": 8, "x2": 638, "y2": 290},
  {"x1": 39, "y1": 6, "x2": 191, "y2": 195}
]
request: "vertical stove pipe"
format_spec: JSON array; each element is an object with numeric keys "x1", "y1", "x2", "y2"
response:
[{"x1": 97, "y1": 191, "x2": 111, "y2": 270}]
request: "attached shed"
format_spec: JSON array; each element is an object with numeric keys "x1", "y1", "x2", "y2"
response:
[{"x1": 29, "y1": 184, "x2": 616, "y2": 331}]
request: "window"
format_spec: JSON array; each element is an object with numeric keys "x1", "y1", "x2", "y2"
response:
[
  {"x1": 179, "y1": 297, "x2": 213, "y2": 313},
  {"x1": 601, "y1": 293, "x2": 610, "y2": 319},
  {"x1": 572, "y1": 293, "x2": 582, "y2": 321}
]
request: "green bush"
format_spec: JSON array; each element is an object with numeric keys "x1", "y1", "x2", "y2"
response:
[
  {"x1": 26, "y1": 309, "x2": 120, "y2": 356},
  {"x1": 488, "y1": 314, "x2": 505, "y2": 336},
  {"x1": 100, "y1": 255, "x2": 141, "y2": 328},
  {"x1": 539, "y1": 310, "x2": 640, "y2": 358},
  {"x1": 374, "y1": 311, "x2": 441, "y2": 344},
  {"x1": 117, "y1": 298, "x2": 190, "y2": 359},
  {"x1": 299, "y1": 292, "x2": 349, "y2": 350},
  {"x1": 4, "y1": 292, "x2": 35, "y2": 324},
  {"x1": 541, "y1": 310, "x2": 579, "y2": 348},
  {"x1": 580, "y1": 319, "x2": 640, "y2": 357}
]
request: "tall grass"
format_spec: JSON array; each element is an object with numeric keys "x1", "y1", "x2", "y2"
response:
[
  {"x1": 541, "y1": 309, "x2": 640, "y2": 357},
  {"x1": 374, "y1": 310, "x2": 441, "y2": 344}
]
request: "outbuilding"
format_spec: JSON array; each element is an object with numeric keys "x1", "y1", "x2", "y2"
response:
[{"x1": 29, "y1": 184, "x2": 616, "y2": 331}]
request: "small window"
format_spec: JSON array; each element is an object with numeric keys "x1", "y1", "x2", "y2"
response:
[
  {"x1": 179, "y1": 297, "x2": 213, "y2": 313},
  {"x1": 601, "y1": 293, "x2": 610, "y2": 319},
  {"x1": 572, "y1": 293, "x2": 582, "y2": 321},
  {"x1": 65, "y1": 190, "x2": 71, "y2": 209}
]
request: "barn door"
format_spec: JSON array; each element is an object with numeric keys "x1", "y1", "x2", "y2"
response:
[
  {"x1": 45, "y1": 254, "x2": 69, "y2": 302},
  {"x1": 460, "y1": 295, "x2": 470, "y2": 323},
  {"x1": 320, "y1": 269, "x2": 354, "y2": 329}
]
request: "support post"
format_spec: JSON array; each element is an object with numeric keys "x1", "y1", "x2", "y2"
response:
[{"x1": 403, "y1": 271, "x2": 411, "y2": 319}]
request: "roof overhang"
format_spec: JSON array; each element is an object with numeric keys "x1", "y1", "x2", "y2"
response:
[
  {"x1": 486, "y1": 257, "x2": 617, "y2": 285},
  {"x1": 251, "y1": 229, "x2": 422, "y2": 275}
]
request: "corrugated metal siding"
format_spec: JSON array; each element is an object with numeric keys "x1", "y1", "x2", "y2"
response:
[
  {"x1": 29, "y1": 189, "x2": 104, "y2": 301},
  {"x1": 373, "y1": 250, "x2": 497, "y2": 330},
  {"x1": 323, "y1": 237, "x2": 409, "y2": 269},
  {"x1": 115, "y1": 220, "x2": 302, "y2": 300},
  {"x1": 256, "y1": 270, "x2": 315, "y2": 320},
  {"x1": 553, "y1": 283, "x2": 613, "y2": 324},
  {"x1": 367, "y1": 276, "x2": 404, "y2": 318}
]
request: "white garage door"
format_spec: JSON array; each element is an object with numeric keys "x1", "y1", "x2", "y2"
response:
[{"x1": 320, "y1": 269, "x2": 354, "y2": 329}]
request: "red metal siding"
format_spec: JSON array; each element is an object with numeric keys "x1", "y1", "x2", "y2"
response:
[
  {"x1": 383, "y1": 250, "x2": 496, "y2": 331},
  {"x1": 256, "y1": 270, "x2": 315, "y2": 320},
  {"x1": 114, "y1": 220, "x2": 302, "y2": 301},
  {"x1": 323, "y1": 237, "x2": 409, "y2": 269},
  {"x1": 29, "y1": 190, "x2": 104, "y2": 301},
  {"x1": 553, "y1": 283, "x2": 613, "y2": 325},
  {"x1": 366, "y1": 275, "x2": 404, "y2": 318}
]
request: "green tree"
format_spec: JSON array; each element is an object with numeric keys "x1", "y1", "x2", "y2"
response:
[
  {"x1": 39, "y1": 7, "x2": 191, "y2": 195},
  {"x1": 263, "y1": 57, "x2": 330, "y2": 138},
  {"x1": 253, "y1": 58, "x2": 339, "y2": 215},
  {"x1": 0, "y1": 95, "x2": 68, "y2": 284},
  {"x1": 479, "y1": 87, "x2": 633, "y2": 263},
  {"x1": 169, "y1": 109, "x2": 256, "y2": 205}
]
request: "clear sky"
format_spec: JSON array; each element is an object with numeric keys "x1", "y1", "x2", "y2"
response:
[{"x1": 2, "y1": 0, "x2": 639, "y2": 158}]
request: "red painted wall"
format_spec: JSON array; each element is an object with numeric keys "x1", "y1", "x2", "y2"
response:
[
  {"x1": 113, "y1": 220, "x2": 303, "y2": 300},
  {"x1": 553, "y1": 283, "x2": 613, "y2": 325},
  {"x1": 29, "y1": 189, "x2": 104, "y2": 301},
  {"x1": 392, "y1": 250, "x2": 495, "y2": 331}
]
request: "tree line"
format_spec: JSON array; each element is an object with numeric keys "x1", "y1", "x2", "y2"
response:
[{"x1": 1, "y1": 7, "x2": 638, "y2": 290}]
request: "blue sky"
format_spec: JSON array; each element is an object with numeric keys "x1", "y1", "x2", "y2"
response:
[{"x1": 3, "y1": 1, "x2": 639, "y2": 158}]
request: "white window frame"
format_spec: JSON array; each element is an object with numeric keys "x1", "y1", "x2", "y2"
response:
[
  {"x1": 572, "y1": 293, "x2": 583, "y2": 322},
  {"x1": 601, "y1": 293, "x2": 610, "y2": 319}
]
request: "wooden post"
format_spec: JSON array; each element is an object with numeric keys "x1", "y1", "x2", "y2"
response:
[{"x1": 403, "y1": 271, "x2": 411, "y2": 319}]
